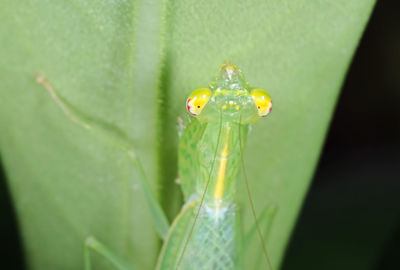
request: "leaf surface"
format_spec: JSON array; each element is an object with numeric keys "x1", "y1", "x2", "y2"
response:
[{"x1": 0, "y1": 0, "x2": 375, "y2": 269}]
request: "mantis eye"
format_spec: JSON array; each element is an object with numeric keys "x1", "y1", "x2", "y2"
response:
[
  {"x1": 186, "y1": 88, "x2": 212, "y2": 116},
  {"x1": 251, "y1": 88, "x2": 272, "y2": 117}
]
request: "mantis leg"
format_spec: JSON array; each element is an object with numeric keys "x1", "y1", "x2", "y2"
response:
[
  {"x1": 243, "y1": 204, "x2": 278, "y2": 269},
  {"x1": 34, "y1": 74, "x2": 170, "y2": 239},
  {"x1": 244, "y1": 203, "x2": 278, "y2": 249},
  {"x1": 84, "y1": 236, "x2": 134, "y2": 270},
  {"x1": 155, "y1": 201, "x2": 196, "y2": 270}
]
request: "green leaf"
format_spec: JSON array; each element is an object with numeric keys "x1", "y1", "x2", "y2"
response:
[{"x1": 0, "y1": 0, "x2": 375, "y2": 270}]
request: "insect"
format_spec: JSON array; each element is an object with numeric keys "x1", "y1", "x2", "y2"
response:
[{"x1": 35, "y1": 62, "x2": 276, "y2": 270}]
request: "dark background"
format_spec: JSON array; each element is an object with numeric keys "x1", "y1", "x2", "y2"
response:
[
  {"x1": 282, "y1": 1, "x2": 400, "y2": 269},
  {"x1": 1, "y1": 1, "x2": 399, "y2": 269}
]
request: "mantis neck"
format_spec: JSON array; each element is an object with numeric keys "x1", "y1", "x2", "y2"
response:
[{"x1": 197, "y1": 121, "x2": 248, "y2": 212}]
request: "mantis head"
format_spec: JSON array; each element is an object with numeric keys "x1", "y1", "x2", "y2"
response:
[{"x1": 186, "y1": 62, "x2": 272, "y2": 124}]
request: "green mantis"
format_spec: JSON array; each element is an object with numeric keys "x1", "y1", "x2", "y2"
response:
[{"x1": 35, "y1": 62, "x2": 276, "y2": 270}]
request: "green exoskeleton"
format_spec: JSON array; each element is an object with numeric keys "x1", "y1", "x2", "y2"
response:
[{"x1": 35, "y1": 62, "x2": 275, "y2": 270}]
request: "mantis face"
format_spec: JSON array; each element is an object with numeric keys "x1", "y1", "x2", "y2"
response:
[{"x1": 186, "y1": 62, "x2": 272, "y2": 123}]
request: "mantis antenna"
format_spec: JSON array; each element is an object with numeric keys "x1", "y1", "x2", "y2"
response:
[
  {"x1": 175, "y1": 111, "x2": 223, "y2": 270},
  {"x1": 239, "y1": 115, "x2": 274, "y2": 270}
]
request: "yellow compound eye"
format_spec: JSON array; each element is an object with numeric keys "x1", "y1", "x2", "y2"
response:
[
  {"x1": 186, "y1": 88, "x2": 212, "y2": 116},
  {"x1": 251, "y1": 88, "x2": 272, "y2": 117}
]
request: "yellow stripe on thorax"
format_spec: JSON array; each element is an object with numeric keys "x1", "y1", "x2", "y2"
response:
[{"x1": 213, "y1": 126, "x2": 230, "y2": 200}]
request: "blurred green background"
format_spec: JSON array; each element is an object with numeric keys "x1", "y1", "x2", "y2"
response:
[{"x1": 1, "y1": 0, "x2": 398, "y2": 270}]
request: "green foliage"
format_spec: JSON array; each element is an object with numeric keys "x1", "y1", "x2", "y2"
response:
[{"x1": 0, "y1": 0, "x2": 375, "y2": 269}]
